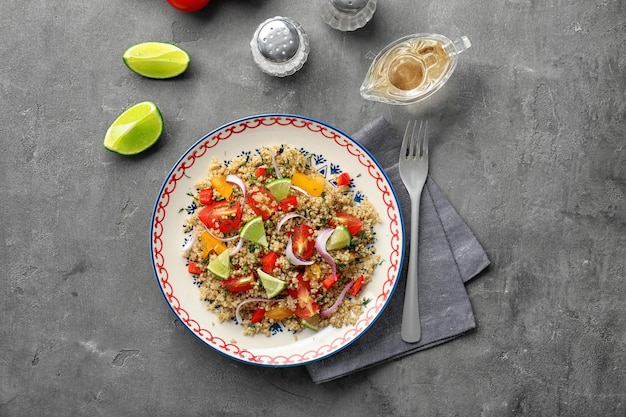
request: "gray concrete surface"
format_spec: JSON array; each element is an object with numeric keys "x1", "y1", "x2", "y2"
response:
[{"x1": 2, "y1": 0, "x2": 624, "y2": 416}]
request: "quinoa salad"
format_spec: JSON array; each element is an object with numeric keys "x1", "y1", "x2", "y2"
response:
[{"x1": 182, "y1": 145, "x2": 381, "y2": 336}]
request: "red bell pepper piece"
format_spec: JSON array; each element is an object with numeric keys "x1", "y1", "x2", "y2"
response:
[
  {"x1": 336, "y1": 172, "x2": 351, "y2": 186},
  {"x1": 198, "y1": 188, "x2": 214, "y2": 206},
  {"x1": 322, "y1": 273, "x2": 339, "y2": 290},
  {"x1": 348, "y1": 275, "x2": 365, "y2": 296},
  {"x1": 261, "y1": 252, "x2": 278, "y2": 274},
  {"x1": 251, "y1": 308, "x2": 266, "y2": 324},
  {"x1": 278, "y1": 195, "x2": 298, "y2": 212},
  {"x1": 187, "y1": 261, "x2": 202, "y2": 275}
]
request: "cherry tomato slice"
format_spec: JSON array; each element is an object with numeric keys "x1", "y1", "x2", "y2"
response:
[
  {"x1": 329, "y1": 211, "x2": 363, "y2": 235},
  {"x1": 198, "y1": 200, "x2": 242, "y2": 234},
  {"x1": 221, "y1": 274, "x2": 255, "y2": 293},
  {"x1": 291, "y1": 224, "x2": 315, "y2": 260},
  {"x1": 247, "y1": 188, "x2": 277, "y2": 220},
  {"x1": 265, "y1": 306, "x2": 294, "y2": 321},
  {"x1": 292, "y1": 275, "x2": 320, "y2": 319},
  {"x1": 166, "y1": 0, "x2": 211, "y2": 13}
]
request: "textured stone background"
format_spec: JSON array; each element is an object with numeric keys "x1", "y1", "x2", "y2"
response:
[{"x1": 2, "y1": 0, "x2": 624, "y2": 416}]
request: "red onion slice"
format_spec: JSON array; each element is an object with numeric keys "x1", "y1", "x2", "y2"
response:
[
  {"x1": 290, "y1": 185, "x2": 307, "y2": 195},
  {"x1": 319, "y1": 280, "x2": 355, "y2": 317},
  {"x1": 276, "y1": 213, "x2": 307, "y2": 235},
  {"x1": 229, "y1": 237, "x2": 244, "y2": 256},
  {"x1": 181, "y1": 230, "x2": 196, "y2": 253},
  {"x1": 315, "y1": 228, "x2": 337, "y2": 277},
  {"x1": 271, "y1": 151, "x2": 281, "y2": 179}
]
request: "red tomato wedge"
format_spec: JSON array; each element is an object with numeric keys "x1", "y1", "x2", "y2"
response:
[
  {"x1": 290, "y1": 275, "x2": 320, "y2": 319},
  {"x1": 166, "y1": 0, "x2": 211, "y2": 13},
  {"x1": 198, "y1": 200, "x2": 242, "y2": 234},
  {"x1": 329, "y1": 211, "x2": 363, "y2": 235},
  {"x1": 291, "y1": 224, "x2": 315, "y2": 260},
  {"x1": 247, "y1": 188, "x2": 277, "y2": 220}
]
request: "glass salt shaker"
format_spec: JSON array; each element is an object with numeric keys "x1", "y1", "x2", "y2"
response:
[
  {"x1": 250, "y1": 16, "x2": 310, "y2": 77},
  {"x1": 321, "y1": 0, "x2": 377, "y2": 31}
]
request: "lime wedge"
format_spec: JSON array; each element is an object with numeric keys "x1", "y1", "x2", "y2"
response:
[
  {"x1": 266, "y1": 178, "x2": 292, "y2": 201},
  {"x1": 123, "y1": 42, "x2": 190, "y2": 79},
  {"x1": 302, "y1": 315, "x2": 321, "y2": 331},
  {"x1": 326, "y1": 225, "x2": 351, "y2": 250},
  {"x1": 103, "y1": 101, "x2": 163, "y2": 155},
  {"x1": 257, "y1": 269, "x2": 287, "y2": 298},
  {"x1": 240, "y1": 216, "x2": 268, "y2": 248},
  {"x1": 208, "y1": 250, "x2": 230, "y2": 279}
]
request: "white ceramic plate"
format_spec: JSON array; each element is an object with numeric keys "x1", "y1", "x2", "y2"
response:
[{"x1": 150, "y1": 114, "x2": 405, "y2": 366}]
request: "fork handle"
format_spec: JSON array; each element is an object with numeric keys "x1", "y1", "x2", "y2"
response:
[{"x1": 401, "y1": 193, "x2": 422, "y2": 343}]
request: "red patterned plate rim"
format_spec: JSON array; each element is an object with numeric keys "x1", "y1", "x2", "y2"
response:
[{"x1": 150, "y1": 114, "x2": 405, "y2": 366}]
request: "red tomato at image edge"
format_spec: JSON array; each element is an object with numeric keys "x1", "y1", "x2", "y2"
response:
[{"x1": 166, "y1": 0, "x2": 211, "y2": 12}]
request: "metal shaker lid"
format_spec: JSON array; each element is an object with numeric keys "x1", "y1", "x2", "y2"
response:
[
  {"x1": 256, "y1": 17, "x2": 300, "y2": 63},
  {"x1": 330, "y1": 0, "x2": 369, "y2": 13}
]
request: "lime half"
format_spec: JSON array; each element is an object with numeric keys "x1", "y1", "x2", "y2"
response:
[
  {"x1": 208, "y1": 250, "x2": 231, "y2": 279},
  {"x1": 123, "y1": 42, "x2": 190, "y2": 79},
  {"x1": 326, "y1": 225, "x2": 351, "y2": 250},
  {"x1": 266, "y1": 178, "x2": 292, "y2": 201},
  {"x1": 257, "y1": 269, "x2": 287, "y2": 298},
  {"x1": 240, "y1": 216, "x2": 268, "y2": 248},
  {"x1": 104, "y1": 101, "x2": 163, "y2": 155}
]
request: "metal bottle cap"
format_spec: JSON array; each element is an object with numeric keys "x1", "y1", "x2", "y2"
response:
[
  {"x1": 256, "y1": 18, "x2": 300, "y2": 63},
  {"x1": 330, "y1": 0, "x2": 369, "y2": 13},
  {"x1": 250, "y1": 16, "x2": 309, "y2": 77},
  {"x1": 321, "y1": 0, "x2": 377, "y2": 31}
]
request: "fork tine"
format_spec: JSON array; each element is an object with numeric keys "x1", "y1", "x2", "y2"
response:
[
  {"x1": 401, "y1": 120, "x2": 411, "y2": 158},
  {"x1": 408, "y1": 121, "x2": 418, "y2": 159},
  {"x1": 419, "y1": 121, "x2": 428, "y2": 158}
]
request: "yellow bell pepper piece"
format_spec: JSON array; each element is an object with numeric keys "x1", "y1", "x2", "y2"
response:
[
  {"x1": 291, "y1": 172, "x2": 326, "y2": 197},
  {"x1": 211, "y1": 176, "x2": 233, "y2": 199},
  {"x1": 201, "y1": 231, "x2": 227, "y2": 258}
]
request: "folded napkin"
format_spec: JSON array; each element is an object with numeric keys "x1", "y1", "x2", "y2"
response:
[{"x1": 305, "y1": 117, "x2": 490, "y2": 383}]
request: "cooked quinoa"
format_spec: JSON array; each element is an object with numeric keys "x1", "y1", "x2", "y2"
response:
[{"x1": 182, "y1": 145, "x2": 380, "y2": 336}]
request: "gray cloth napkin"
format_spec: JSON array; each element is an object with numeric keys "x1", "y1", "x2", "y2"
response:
[{"x1": 305, "y1": 117, "x2": 490, "y2": 383}]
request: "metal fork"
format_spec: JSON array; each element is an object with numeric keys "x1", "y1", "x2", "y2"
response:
[{"x1": 399, "y1": 120, "x2": 429, "y2": 343}]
